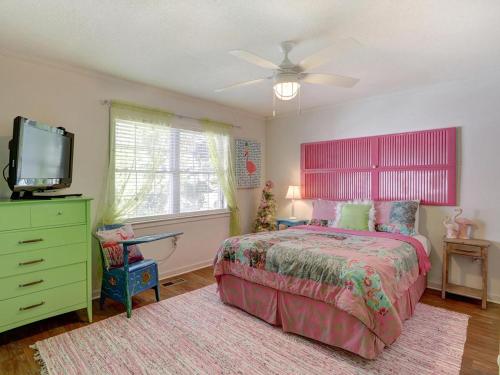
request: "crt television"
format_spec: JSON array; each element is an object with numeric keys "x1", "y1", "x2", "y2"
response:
[{"x1": 7, "y1": 116, "x2": 74, "y2": 199}]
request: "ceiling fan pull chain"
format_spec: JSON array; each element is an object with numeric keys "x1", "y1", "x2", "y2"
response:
[
  {"x1": 272, "y1": 91, "x2": 276, "y2": 117},
  {"x1": 298, "y1": 84, "x2": 301, "y2": 115}
]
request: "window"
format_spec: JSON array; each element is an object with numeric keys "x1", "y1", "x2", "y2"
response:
[{"x1": 114, "y1": 119, "x2": 226, "y2": 220}]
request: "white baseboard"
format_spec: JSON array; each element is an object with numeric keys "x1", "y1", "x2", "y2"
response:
[
  {"x1": 92, "y1": 267, "x2": 500, "y2": 305},
  {"x1": 92, "y1": 259, "x2": 213, "y2": 300},
  {"x1": 427, "y1": 280, "x2": 500, "y2": 305},
  {"x1": 158, "y1": 259, "x2": 213, "y2": 281}
]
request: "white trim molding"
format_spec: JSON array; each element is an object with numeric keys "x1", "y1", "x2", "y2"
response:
[
  {"x1": 128, "y1": 209, "x2": 230, "y2": 230},
  {"x1": 92, "y1": 259, "x2": 213, "y2": 300}
]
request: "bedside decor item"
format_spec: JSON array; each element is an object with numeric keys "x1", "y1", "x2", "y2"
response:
[
  {"x1": 442, "y1": 237, "x2": 490, "y2": 309},
  {"x1": 285, "y1": 185, "x2": 301, "y2": 219},
  {"x1": 235, "y1": 138, "x2": 261, "y2": 188},
  {"x1": 0, "y1": 198, "x2": 93, "y2": 333},
  {"x1": 452, "y1": 208, "x2": 476, "y2": 239},
  {"x1": 443, "y1": 207, "x2": 472, "y2": 239},
  {"x1": 443, "y1": 216, "x2": 459, "y2": 238},
  {"x1": 253, "y1": 180, "x2": 276, "y2": 232},
  {"x1": 96, "y1": 224, "x2": 182, "y2": 318}
]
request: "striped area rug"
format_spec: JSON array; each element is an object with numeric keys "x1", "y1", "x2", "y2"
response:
[{"x1": 33, "y1": 284, "x2": 469, "y2": 375}]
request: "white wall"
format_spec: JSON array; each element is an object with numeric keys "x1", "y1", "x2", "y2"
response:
[
  {"x1": 0, "y1": 52, "x2": 266, "y2": 294},
  {"x1": 267, "y1": 73, "x2": 500, "y2": 302}
]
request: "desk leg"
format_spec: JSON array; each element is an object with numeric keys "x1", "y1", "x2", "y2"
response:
[
  {"x1": 482, "y1": 248, "x2": 488, "y2": 309},
  {"x1": 441, "y1": 243, "x2": 448, "y2": 299}
]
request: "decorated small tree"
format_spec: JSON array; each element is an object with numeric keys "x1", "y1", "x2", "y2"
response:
[{"x1": 253, "y1": 180, "x2": 277, "y2": 232}]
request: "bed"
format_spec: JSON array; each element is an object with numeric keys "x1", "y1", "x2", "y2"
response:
[{"x1": 213, "y1": 225, "x2": 431, "y2": 359}]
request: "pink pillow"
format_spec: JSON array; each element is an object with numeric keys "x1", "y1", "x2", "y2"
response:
[
  {"x1": 374, "y1": 201, "x2": 392, "y2": 224},
  {"x1": 312, "y1": 199, "x2": 338, "y2": 220},
  {"x1": 96, "y1": 224, "x2": 144, "y2": 269}
]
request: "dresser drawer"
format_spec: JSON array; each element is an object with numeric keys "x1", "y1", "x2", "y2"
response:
[
  {"x1": 0, "y1": 244, "x2": 87, "y2": 278},
  {"x1": 31, "y1": 202, "x2": 86, "y2": 227},
  {"x1": 0, "y1": 281, "x2": 86, "y2": 329},
  {"x1": 0, "y1": 225, "x2": 87, "y2": 256},
  {"x1": 449, "y1": 243, "x2": 482, "y2": 256},
  {"x1": 0, "y1": 263, "x2": 86, "y2": 301},
  {"x1": 0, "y1": 206, "x2": 30, "y2": 232}
]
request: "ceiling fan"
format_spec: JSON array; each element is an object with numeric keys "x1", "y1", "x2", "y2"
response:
[{"x1": 215, "y1": 40, "x2": 360, "y2": 109}]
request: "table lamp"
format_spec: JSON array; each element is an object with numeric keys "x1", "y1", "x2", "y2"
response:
[{"x1": 285, "y1": 185, "x2": 301, "y2": 219}]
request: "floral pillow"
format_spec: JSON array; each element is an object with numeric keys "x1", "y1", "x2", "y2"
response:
[
  {"x1": 96, "y1": 224, "x2": 144, "y2": 269},
  {"x1": 375, "y1": 200, "x2": 419, "y2": 235}
]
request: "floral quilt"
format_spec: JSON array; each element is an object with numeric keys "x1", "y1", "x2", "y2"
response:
[{"x1": 213, "y1": 225, "x2": 430, "y2": 345}]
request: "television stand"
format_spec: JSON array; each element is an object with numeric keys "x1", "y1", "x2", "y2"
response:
[{"x1": 10, "y1": 191, "x2": 83, "y2": 200}]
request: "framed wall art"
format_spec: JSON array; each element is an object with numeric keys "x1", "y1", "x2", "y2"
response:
[{"x1": 235, "y1": 138, "x2": 261, "y2": 188}]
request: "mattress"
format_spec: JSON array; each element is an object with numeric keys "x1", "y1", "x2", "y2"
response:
[{"x1": 413, "y1": 234, "x2": 431, "y2": 256}]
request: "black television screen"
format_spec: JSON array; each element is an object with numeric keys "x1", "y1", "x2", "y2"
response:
[{"x1": 8, "y1": 116, "x2": 74, "y2": 196}]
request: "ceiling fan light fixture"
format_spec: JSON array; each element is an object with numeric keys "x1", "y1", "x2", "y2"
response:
[{"x1": 273, "y1": 75, "x2": 300, "y2": 101}]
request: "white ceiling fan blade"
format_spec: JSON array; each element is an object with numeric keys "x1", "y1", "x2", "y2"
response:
[
  {"x1": 299, "y1": 37, "x2": 362, "y2": 71},
  {"x1": 301, "y1": 73, "x2": 359, "y2": 88},
  {"x1": 215, "y1": 78, "x2": 268, "y2": 92},
  {"x1": 229, "y1": 50, "x2": 279, "y2": 70},
  {"x1": 299, "y1": 54, "x2": 332, "y2": 72}
]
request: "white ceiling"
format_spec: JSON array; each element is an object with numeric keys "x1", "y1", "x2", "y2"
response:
[{"x1": 0, "y1": 1, "x2": 499, "y2": 116}]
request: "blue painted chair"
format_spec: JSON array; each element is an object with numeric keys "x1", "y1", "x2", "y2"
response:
[{"x1": 96, "y1": 224, "x2": 182, "y2": 318}]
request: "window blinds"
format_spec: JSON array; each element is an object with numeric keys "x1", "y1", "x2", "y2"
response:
[{"x1": 114, "y1": 120, "x2": 225, "y2": 219}]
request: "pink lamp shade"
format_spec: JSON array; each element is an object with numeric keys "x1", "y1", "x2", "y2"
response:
[{"x1": 285, "y1": 186, "x2": 301, "y2": 200}]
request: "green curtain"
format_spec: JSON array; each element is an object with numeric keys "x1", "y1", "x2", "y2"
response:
[
  {"x1": 201, "y1": 119, "x2": 241, "y2": 236},
  {"x1": 98, "y1": 101, "x2": 174, "y2": 225}
]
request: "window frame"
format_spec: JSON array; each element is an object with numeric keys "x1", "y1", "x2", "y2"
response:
[{"x1": 114, "y1": 119, "x2": 227, "y2": 222}]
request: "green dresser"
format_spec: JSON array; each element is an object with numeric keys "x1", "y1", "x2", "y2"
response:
[{"x1": 0, "y1": 197, "x2": 92, "y2": 333}]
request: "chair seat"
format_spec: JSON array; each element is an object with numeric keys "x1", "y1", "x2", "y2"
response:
[{"x1": 120, "y1": 258, "x2": 156, "y2": 272}]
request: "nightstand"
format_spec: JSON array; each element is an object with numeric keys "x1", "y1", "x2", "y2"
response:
[
  {"x1": 442, "y1": 237, "x2": 490, "y2": 309},
  {"x1": 276, "y1": 218, "x2": 308, "y2": 230}
]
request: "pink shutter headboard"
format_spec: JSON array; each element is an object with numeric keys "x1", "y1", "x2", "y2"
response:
[{"x1": 301, "y1": 127, "x2": 457, "y2": 205}]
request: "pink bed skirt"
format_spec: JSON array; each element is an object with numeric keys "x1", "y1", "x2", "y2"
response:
[{"x1": 217, "y1": 274, "x2": 427, "y2": 359}]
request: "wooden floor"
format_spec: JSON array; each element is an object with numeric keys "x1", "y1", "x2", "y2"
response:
[{"x1": 0, "y1": 266, "x2": 498, "y2": 375}]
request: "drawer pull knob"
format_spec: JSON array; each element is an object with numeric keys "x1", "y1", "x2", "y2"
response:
[
  {"x1": 18, "y1": 258, "x2": 44, "y2": 266},
  {"x1": 18, "y1": 238, "x2": 43, "y2": 244},
  {"x1": 19, "y1": 279, "x2": 44, "y2": 288},
  {"x1": 19, "y1": 301, "x2": 45, "y2": 311}
]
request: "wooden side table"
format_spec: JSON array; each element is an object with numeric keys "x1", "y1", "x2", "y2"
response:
[
  {"x1": 442, "y1": 237, "x2": 490, "y2": 309},
  {"x1": 276, "y1": 218, "x2": 308, "y2": 230}
]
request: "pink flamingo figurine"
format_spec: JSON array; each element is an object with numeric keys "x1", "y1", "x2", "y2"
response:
[
  {"x1": 244, "y1": 142, "x2": 256, "y2": 175},
  {"x1": 443, "y1": 208, "x2": 461, "y2": 238},
  {"x1": 453, "y1": 208, "x2": 476, "y2": 239}
]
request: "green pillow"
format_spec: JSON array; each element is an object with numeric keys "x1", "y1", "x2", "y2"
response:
[{"x1": 336, "y1": 203, "x2": 372, "y2": 231}]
